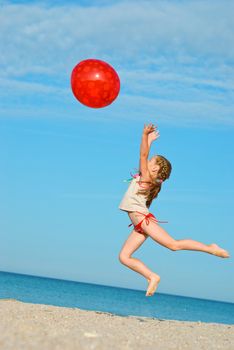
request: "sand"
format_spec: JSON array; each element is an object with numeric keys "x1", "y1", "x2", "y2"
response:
[{"x1": 0, "y1": 299, "x2": 233, "y2": 350}]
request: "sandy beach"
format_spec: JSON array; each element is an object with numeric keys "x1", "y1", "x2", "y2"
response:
[{"x1": 0, "y1": 299, "x2": 233, "y2": 350}]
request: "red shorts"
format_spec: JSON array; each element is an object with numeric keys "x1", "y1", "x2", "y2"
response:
[{"x1": 128, "y1": 211, "x2": 168, "y2": 234}]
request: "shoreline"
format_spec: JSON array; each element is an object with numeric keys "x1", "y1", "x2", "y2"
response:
[
  {"x1": 1, "y1": 299, "x2": 234, "y2": 349},
  {"x1": 1, "y1": 297, "x2": 232, "y2": 326}
]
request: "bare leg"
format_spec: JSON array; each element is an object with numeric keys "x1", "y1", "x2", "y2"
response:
[
  {"x1": 128, "y1": 212, "x2": 230, "y2": 258},
  {"x1": 173, "y1": 241, "x2": 230, "y2": 258},
  {"x1": 118, "y1": 229, "x2": 160, "y2": 296}
]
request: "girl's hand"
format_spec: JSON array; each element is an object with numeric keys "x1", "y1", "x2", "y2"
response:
[
  {"x1": 148, "y1": 129, "x2": 160, "y2": 143},
  {"x1": 143, "y1": 123, "x2": 156, "y2": 135}
]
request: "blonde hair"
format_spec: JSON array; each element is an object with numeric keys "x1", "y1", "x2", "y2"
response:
[{"x1": 137, "y1": 155, "x2": 172, "y2": 208}]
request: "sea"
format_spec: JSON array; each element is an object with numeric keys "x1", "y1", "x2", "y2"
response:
[{"x1": 0, "y1": 271, "x2": 233, "y2": 325}]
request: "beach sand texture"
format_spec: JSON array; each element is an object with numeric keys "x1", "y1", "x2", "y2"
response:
[{"x1": 0, "y1": 299, "x2": 233, "y2": 350}]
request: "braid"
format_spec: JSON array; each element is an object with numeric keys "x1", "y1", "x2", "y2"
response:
[
  {"x1": 137, "y1": 155, "x2": 172, "y2": 208},
  {"x1": 156, "y1": 155, "x2": 172, "y2": 182}
]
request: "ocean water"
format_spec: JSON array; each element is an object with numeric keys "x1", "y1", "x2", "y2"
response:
[{"x1": 0, "y1": 271, "x2": 233, "y2": 325}]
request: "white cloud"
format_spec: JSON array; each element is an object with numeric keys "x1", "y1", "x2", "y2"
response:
[
  {"x1": 0, "y1": 77, "x2": 67, "y2": 95},
  {"x1": 0, "y1": 0, "x2": 233, "y2": 127},
  {"x1": 1, "y1": 1, "x2": 233, "y2": 66}
]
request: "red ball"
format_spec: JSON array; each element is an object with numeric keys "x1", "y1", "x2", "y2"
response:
[{"x1": 71, "y1": 59, "x2": 120, "y2": 108}]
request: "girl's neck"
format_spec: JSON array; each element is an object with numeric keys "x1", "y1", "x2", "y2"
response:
[{"x1": 149, "y1": 171, "x2": 158, "y2": 181}]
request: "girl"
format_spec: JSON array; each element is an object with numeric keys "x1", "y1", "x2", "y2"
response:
[{"x1": 118, "y1": 123, "x2": 230, "y2": 297}]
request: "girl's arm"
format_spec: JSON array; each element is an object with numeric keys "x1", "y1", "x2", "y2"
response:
[
  {"x1": 139, "y1": 124, "x2": 158, "y2": 177},
  {"x1": 140, "y1": 132, "x2": 150, "y2": 158}
]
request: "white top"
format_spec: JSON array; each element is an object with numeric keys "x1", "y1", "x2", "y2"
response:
[{"x1": 118, "y1": 175, "x2": 150, "y2": 214}]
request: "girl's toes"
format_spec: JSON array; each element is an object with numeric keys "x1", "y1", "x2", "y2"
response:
[{"x1": 213, "y1": 249, "x2": 230, "y2": 258}]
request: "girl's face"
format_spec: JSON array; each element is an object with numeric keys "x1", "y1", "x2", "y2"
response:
[{"x1": 148, "y1": 156, "x2": 160, "y2": 177}]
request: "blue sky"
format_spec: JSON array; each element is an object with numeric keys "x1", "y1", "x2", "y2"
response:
[{"x1": 0, "y1": 0, "x2": 234, "y2": 303}]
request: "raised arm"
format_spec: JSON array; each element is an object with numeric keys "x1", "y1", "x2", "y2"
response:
[
  {"x1": 139, "y1": 123, "x2": 158, "y2": 177},
  {"x1": 140, "y1": 131, "x2": 150, "y2": 158}
]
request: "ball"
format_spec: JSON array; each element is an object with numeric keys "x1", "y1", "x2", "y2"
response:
[{"x1": 71, "y1": 59, "x2": 120, "y2": 108}]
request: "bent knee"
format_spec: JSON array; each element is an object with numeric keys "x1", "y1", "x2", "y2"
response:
[
  {"x1": 118, "y1": 252, "x2": 130, "y2": 264},
  {"x1": 169, "y1": 241, "x2": 181, "y2": 251}
]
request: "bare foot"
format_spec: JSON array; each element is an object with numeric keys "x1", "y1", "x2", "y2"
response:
[
  {"x1": 146, "y1": 274, "x2": 161, "y2": 297},
  {"x1": 208, "y1": 243, "x2": 230, "y2": 258}
]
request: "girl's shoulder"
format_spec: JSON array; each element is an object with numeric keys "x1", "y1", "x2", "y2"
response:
[
  {"x1": 137, "y1": 173, "x2": 154, "y2": 189},
  {"x1": 138, "y1": 172, "x2": 153, "y2": 183},
  {"x1": 125, "y1": 169, "x2": 153, "y2": 186}
]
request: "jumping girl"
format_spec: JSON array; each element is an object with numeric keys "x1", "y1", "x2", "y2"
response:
[{"x1": 118, "y1": 123, "x2": 230, "y2": 297}]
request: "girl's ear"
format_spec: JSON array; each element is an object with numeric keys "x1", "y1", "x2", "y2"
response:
[{"x1": 153, "y1": 164, "x2": 160, "y2": 171}]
